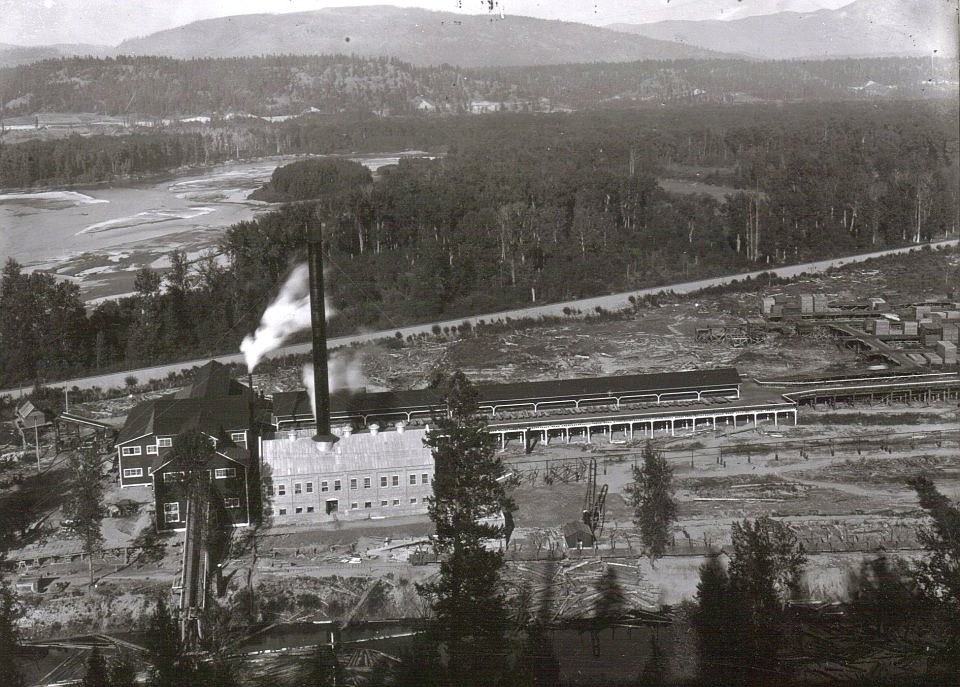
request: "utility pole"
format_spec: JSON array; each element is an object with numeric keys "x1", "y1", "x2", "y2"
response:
[{"x1": 35, "y1": 424, "x2": 41, "y2": 474}]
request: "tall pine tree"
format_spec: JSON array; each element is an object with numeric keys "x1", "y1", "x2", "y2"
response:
[
  {"x1": 65, "y1": 448, "x2": 105, "y2": 586},
  {"x1": 0, "y1": 579, "x2": 25, "y2": 687},
  {"x1": 81, "y1": 647, "x2": 110, "y2": 687},
  {"x1": 627, "y1": 441, "x2": 678, "y2": 564},
  {"x1": 418, "y1": 371, "x2": 515, "y2": 686}
]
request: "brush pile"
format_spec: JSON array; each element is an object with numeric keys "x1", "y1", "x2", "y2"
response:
[{"x1": 505, "y1": 558, "x2": 660, "y2": 622}]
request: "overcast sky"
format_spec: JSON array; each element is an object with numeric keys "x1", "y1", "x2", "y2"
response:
[{"x1": 3, "y1": 0, "x2": 859, "y2": 46}]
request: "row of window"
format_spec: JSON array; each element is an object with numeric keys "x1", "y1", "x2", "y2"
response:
[
  {"x1": 268, "y1": 497, "x2": 420, "y2": 517},
  {"x1": 271, "y1": 473, "x2": 430, "y2": 496},
  {"x1": 122, "y1": 467, "x2": 237, "y2": 480},
  {"x1": 120, "y1": 432, "x2": 246, "y2": 457},
  {"x1": 164, "y1": 468, "x2": 236, "y2": 482},
  {"x1": 163, "y1": 498, "x2": 240, "y2": 523}
]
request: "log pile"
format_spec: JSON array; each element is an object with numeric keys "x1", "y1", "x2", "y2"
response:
[{"x1": 505, "y1": 558, "x2": 660, "y2": 622}]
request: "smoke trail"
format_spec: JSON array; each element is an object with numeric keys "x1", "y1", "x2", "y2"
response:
[
  {"x1": 301, "y1": 351, "x2": 367, "y2": 419},
  {"x1": 240, "y1": 263, "x2": 334, "y2": 372},
  {"x1": 328, "y1": 349, "x2": 368, "y2": 393},
  {"x1": 302, "y1": 363, "x2": 318, "y2": 422}
]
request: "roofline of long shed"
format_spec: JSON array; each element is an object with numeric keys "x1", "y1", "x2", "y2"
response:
[{"x1": 273, "y1": 368, "x2": 741, "y2": 421}]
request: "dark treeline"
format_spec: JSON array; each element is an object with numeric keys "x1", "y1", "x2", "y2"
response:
[
  {"x1": 248, "y1": 157, "x2": 373, "y2": 203},
  {"x1": 0, "y1": 102, "x2": 957, "y2": 387},
  {"x1": 483, "y1": 56, "x2": 959, "y2": 109},
  {"x1": 0, "y1": 54, "x2": 953, "y2": 121},
  {"x1": 0, "y1": 130, "x2": 250, "y2": 188},
  {"x1": 3, "y1": 97, "x2": 957, "y2": 193}
]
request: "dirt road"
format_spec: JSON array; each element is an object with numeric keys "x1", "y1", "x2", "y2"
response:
[{"x1": 4, "y1": 239, "x2": 955, "y2": 397}]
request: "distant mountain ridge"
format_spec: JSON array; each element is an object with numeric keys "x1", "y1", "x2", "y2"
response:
[
  {"x1": 609, "y1": 0, "x2": 958, "y2": 60},
  {"x1": 0, "y1": 43, "x2": 112, "y2": 68},
  {"x1": 2, "y1": 54, "x2": 951, "y2": 121},
  {"x1": 114, "y1": 5, "x2": 729, "y2": 67}
]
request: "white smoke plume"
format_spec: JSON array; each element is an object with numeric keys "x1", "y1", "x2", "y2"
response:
[
  {"x1": 301, "y1": 351, "x2": 368, "y2": 419},
  {"x1": 240, "y1": 263, "x2": 335, "y2": 372}
]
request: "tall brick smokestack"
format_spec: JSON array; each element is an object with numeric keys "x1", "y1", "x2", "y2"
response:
[{"x1": 308, "y1": 224, "x2": 338, "y2": 450}]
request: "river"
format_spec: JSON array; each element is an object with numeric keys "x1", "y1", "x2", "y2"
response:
[{"x1": 0, "y1": 152, "x2": 426, "y2": 302}]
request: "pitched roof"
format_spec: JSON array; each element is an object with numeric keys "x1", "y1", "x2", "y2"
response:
[
  {"x1": 16, "y1": 400, "x2": 53, "y2": 426},
  {"x1": 272, "y1": 367, "x2": 742, "y2": 422},
  {"x1": 174, "y1": 361, "x2": 251, "y2": 400},
  {"x1": 117, "y1": 397, "x2": 269, "y2": 445},
  {"x1": 155, "y1": 444, "x2": 251, "y2": 471}
]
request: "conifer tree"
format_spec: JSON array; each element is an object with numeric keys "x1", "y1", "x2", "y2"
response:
[
  {"x1": 593, "y1": 566, "x2": 626, "y2": 624},
  {"x1": 108, "y1": 652, "x2": 138, "y2": 687},
  {"x1": 146, "y1": 597, "x2": 187, "y2": 687},
  {"x1": 627, "y1": 441, "x2": 678, "y2": 564},
  {"x1": 638, "y1": 634, "x2": 667, "y2": 687},
  {"x1": 907, "y1": 476, "x2": 960, "y2": 669},
  {"x1": 65, "y1": 448, "x2": 105, "y2": 586},
  {"x1": 81, "y1": 647, "x2": 110, "y2": 687},
  {"x1": 418, "y1": 371, "x2": 515, "y2": 686},
  {"x1": 727, "y1": 517, "x2": 806, "y2": 682},
  {"x1": 907, "y1": 476, "x2": 960, "y2": 608},
  {"x1": 0, "y1": 579, "x2": 25, "y2": 687},
  {"x1": 692, "y1": 552, "x2": 746, "y2": 683}
]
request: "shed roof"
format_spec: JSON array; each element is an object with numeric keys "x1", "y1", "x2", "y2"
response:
[{"x1": 272, "y1": 367, "x2": 741, "y2": 422}]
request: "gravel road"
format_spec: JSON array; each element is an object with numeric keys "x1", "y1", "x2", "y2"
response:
[{"x1": 3, "y1": 239, "x2": 955, "y2": 398}]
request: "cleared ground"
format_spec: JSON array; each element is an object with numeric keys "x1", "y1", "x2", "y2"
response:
[{"x1": 7, "y1": 245, "x2": 959, "y2": 638}]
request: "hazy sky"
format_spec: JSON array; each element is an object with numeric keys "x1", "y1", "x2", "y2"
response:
[{"x1": 3, "y1": 0, "x2": 859, "y2": 46}]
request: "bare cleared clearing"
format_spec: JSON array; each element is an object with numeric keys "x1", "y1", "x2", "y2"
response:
[{"x1": 8, "y1": 246, "x2": 960, "y2": 641}]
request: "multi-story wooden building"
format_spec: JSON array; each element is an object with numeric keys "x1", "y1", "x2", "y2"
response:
[
  {"x1": 113, "y1": 361, "x2": 266, "y2": 531},
  {"x1": 114, "y1": 396, "x2": 254, "y2": 487},
  {"x1": 152, "y1": 442, "x2": 252, "y2": 532}
]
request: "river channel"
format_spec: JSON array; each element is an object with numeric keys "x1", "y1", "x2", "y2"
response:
[{"x1": 0, "y1": 152, "x2": 426, "y2": 303}]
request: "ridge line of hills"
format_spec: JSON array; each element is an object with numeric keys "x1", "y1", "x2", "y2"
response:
[
  {"x1": 2, "y1": 54, "x2": 956, "y2": 121},
  {"x1": 2, "y1": 1, "x2": 956, "y2": 70},
  {"x1": 609, "y1": 0, "x2": 958, "y2": 61},
  {"x1": 111, "y1": 6, "x2": 729, "y2": 67}
]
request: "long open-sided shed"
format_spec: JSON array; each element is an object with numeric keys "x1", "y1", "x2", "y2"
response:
[{"x1": 271, "y1": 367, "x2": 743, "y2": 429}]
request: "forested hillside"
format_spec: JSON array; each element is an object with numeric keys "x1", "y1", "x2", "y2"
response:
[
  {"x1": 0, "y1": 55, "x2": 953, "y2": 122},
  {"x1": 112, "y1": 6, "x2": 724, "y2": 66},
  {"x1": 0, "y1": 55, "x2": 483, "y2": 119},
  {"x1": 1, "y1": 101, "x2": 956, "y2": 386},
  {"x1": 485, "y1": 57, "x2": 958, "y2": 109}
]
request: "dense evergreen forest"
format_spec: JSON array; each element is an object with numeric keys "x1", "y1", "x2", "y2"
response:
[
  {"x1": 2, "y1": 98, "x2": 958, "y2": 190},
  {"x1": 0, "y1": 54, "x2": 953, "y2": 121},
  {"x1": 1, "y1": 101, "x2": 956, "y2": 387},
  {"x1": 483, "y1": 56, "x2": 959, "y2": 108}
]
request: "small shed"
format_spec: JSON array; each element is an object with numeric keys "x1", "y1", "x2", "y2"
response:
[
  {"x1": 15, "y1": 577, "x2": 43, "y2": 593},
  {"x1": 563, "y1": 521, "x2": 595, "y2": 549},
  {"x1": 15, "y1": 401, "x2": 52, "y2": 430}
]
